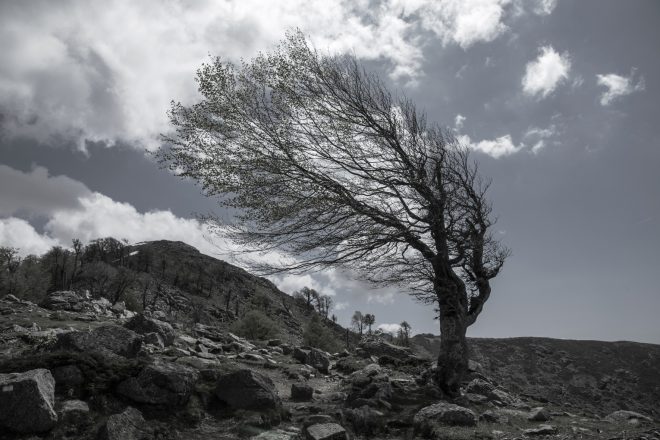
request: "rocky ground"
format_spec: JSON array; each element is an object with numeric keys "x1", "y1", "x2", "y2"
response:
[{"x1": 0, "y1": 292, "x2": 658, "y2": 440}]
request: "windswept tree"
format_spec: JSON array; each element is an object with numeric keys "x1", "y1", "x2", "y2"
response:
[{"x1": 159, "y1": 31, "x2": 509, "y2": 395}]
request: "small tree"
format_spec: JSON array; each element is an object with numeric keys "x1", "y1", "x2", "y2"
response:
[
  {"x1": 397, "y1": 321, "x2": 412, "y2": 346},
  {"x1": 159, "y1": 30, "x2": 509, "y2": 395},
  {"x1": 363, "y1": 313, "x2": 376, "y2": 335},
  {"x1": 351, "y1": 311, "x2": 365, "y2": 336}
]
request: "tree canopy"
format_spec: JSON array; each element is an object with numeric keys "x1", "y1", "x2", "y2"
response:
[{"x1": 159, "y1": 30, "x2": 509, "y2": 394}]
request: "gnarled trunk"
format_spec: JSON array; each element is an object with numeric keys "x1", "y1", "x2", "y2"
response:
[{"x1": 434, "y1": 286, "x2": 468, "y2": 397}]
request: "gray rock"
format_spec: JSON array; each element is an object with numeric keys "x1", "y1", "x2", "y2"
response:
[
  {"x1": 523, "y1": 424, "x2": 557, "y2": 436},
  {"x1": 291, "y1": 383, "x2": 314, "y2": 401},
  {"x1": 252, "y1": 428, "x2": 301, "y2": 440},
  {"x1": 480, "y1": 410, "x2": 509, "y2": 424},
  {"x1": 215, "y1": 369, "x2": 281, "y2": 410},
  {"x1": 59, "y1": 399, "x2": 90, "y2": 425},
  {"x1": 528, "y1": 407, "x2": 551, "y2": 422},
  {"x1": 125, "y1": 314, "x2": 176, "y2": 346},
  {"x1": 143, "y1": 332, "x2": 165, "y2": 348},
  {"x1": 304, "y1": 423, "x2": 348, "y2": 440},
  {"x1": 293, "y1": 348, "x2": 330, "y2": 374},
  {"x1": 55, "y1": 325, "x2": 142, "y2": 358},
  {"x1": 358, "y1": 339, "x2": 412, "y2": 360},
  {"x1": 605, "y1": 410, "x2": 652, "y2": 423},
  {"x1": 118, "y1": 361, "x2": 198, "y2": 406},
  {"x1": 465, "y1": 378, "x2": 494, "y2": 396},
  {"x1": 98, "y1": 407, "x2": 150, "y2": 440},
  {"x1": 41, "y1": 291, "x2": 84, "y2": 311},
  {"x1": 0, "y1": 369, "x2": 58, "y2": 433},
  {"x1": 414, "y1": 402, "x2": 477, "y2": 436}
]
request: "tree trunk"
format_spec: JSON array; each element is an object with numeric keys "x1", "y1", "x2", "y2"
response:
[{"x1": 435, "y1": 287, "x2": 469, "y2": 397}]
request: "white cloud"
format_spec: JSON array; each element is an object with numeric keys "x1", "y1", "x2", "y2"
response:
[
  {"x1": 458, "y1": 133, "x2": 525, "y2": 158},
  {"x1": 0, "y1": 218, "x2": 60, "y2": 257},
  {"x1": 596, "y1": 69, "x2": 645, "y2": 106},
  {"x1": 522, "y1": 46, "x2": 571, "y2": 98},
  {"x1": 334, "y1": 301, "x2": 349, "y2": 311},
  {"x1": 454, "y1": 114, "x2": 466, "y2": 130},
  {"x1": 377, "y1": 323, "x2": 402, "y2": 334},
  {"x1": 367, "y1": 291, "x2": 396, "y2": 305},
  {"x1": 0, "y1": 0, "x2": 556, "y2": 149},
  {"x1": 531, "y1": 0, "x2": 558, "y2": 15}
]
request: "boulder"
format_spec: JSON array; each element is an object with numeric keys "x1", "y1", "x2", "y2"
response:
[
  {"x1": 291, "y1": 383, "x2": 314, "y2": 401},
  {"x1": 55, "y1": 325, "x2": 142, "y2": 358},
  {"x1": 293, "y1": 347, "x2": 330, "y2": 374},
  {"x1": 252, "y1": 428, "x2": 301, "y2": 440},
  {"x1": 414, "y1": 402, "x2": 477, "y2": 437},
  {"x1": 358, "y1": 339, "x2": 412, "y2": 360},
  {"x1": 479, "y1": 410, "x2": 509, "y2": 424},
  {"x1": 125, "y1": 314, "x2": 176, "y2": 346},
  {"x1": 59, "y1": 399, "x2": 90, "y2": 426},
  {"x1": 528, "y1": 407, "x2": 551, "y2": 422},
  {"x1": 98, "y1": 407, "x2": 150, "y2": 440},
  {"x1": 0, "y1": 369, "x2": 58, "y2": 433},
  {"x1": 522, "y1": 424, "x2": 557, "y2": 436},
  {"x1": 465, "y1": 378, "x2": 494, "y2": 396},
  {"x1": 304, "y1": 423, "x2": 348, "y2": 440},
  {"x1": 605, "y1": 410, "x2": 652, "y2": 423},
  {"x1": 215, "y1": 369, "x2": 281, "y2": 410},
  {"x1": 117, "y1": 361, "x2": 198, "y2": 406},
  {"x1": 41, "y1": 290, "x2": 85, "y2": 311}
]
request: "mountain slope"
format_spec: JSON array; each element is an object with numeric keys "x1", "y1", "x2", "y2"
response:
[{"x1": 411, "y1": 334, "x2": 660, "y2": 419}]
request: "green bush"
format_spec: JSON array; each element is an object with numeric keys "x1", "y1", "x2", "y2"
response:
[
  {"x1": 231, "y1": 310, "x2": 279, "y2": 340},
  {"x1": 303, "y1": 315, "x2": 342, "y2": 353}
]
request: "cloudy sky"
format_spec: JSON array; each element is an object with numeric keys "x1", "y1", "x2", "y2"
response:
[{"x1": 1, "y1": 0, "x2": 659, "y2": 343}]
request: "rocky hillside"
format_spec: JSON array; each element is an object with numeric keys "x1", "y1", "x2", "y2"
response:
[
  {"x1": 0, "y1": 292, "x2": 658, "y2": 439},
  {"x1": 411, "y1": 334, "x2": 660, "y2": 420}
]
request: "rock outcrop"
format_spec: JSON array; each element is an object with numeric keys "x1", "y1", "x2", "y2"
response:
[{"x1": 0, "y1": 369, "x2": 58, "y2": 433}]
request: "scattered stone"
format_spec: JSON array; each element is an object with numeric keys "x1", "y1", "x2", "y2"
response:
[
  {"x1": 110, "y1": 301, "x2": 126, "y2": 314},
  {"x1": 465, "y1": 378, "x2": 495, "y2": 396},
  {"x1": 528, "y1": 407, "x2": 551, "y2": 422},
  {"x1": 304, "y1": 423, "x2": 348, "y2": 440},
  {"x1": 98, "y1": 407, "x2": 149, "y2": 440},
  {"x1": 414, "y1": 402, "x2": 477, "y2": 437},
  {"x1": 117, "y1": 361, "x2": 198, "y2": 406},
  {"x1": 143, "y1": 332, "x2": 165, "y2": 348},
  {"x1": 291, "y1": 383, "x2": 314, "y2": 401},
  {"x1": 215, "y1": 369, "x2": 281, "y2": 410},
  {"x1": 523, "y1": 424, "x2": 557, "y2": 436},
  {"x1": 0, "y1": 369, "x2": 58, "y2": 433},
  {"x1": 55, "y1": 325, "x2": 142, "y2": 358},
  {"x1": 125, "y1": 314, "x2": 176, "y2": 346}
]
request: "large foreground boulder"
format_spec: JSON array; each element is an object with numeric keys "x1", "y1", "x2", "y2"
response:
[
  {"x1": 215, "y1": 369, "x2": 281, "y2": 410},
  {"x1": 98, "y1": 407, "x2": 150, "y2": 440},
  {"x1": 414, "y1": 402, "x2": 477, "y2": 437},
  {"x1": 117, "y1": 361, "x2": 198, "y2": 406},
  {"x1": 55, "y1": 325, "x2": 142, "y2": 358},
  {"x1": 0, "y1": 369, "x2": 58, "y2": 433},
  {"x1": 125, "y1": 314, "x2": 176, "y2": 346}
]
